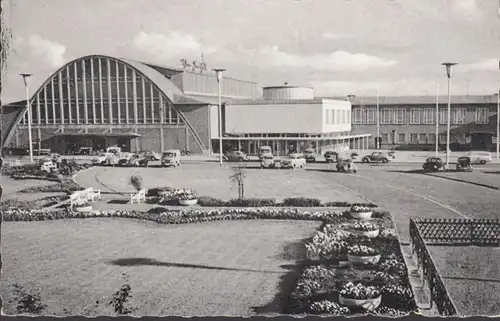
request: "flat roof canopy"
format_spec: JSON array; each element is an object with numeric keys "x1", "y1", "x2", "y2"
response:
[{"x1": 55, "y1": 132, "x2": 141, "y2": 138}]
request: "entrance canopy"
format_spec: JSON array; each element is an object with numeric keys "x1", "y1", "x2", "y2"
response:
[{"x1": 54, "y1": 132, "x2": 141, "y2": 138}]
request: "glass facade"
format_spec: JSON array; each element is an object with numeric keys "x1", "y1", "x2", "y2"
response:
[{"x1": 22, "y1": 57, "x2": 183, "y2": 126}]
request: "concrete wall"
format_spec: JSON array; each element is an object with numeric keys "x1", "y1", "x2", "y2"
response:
[
  {"x1": 1, "y1": 105, "x2": 26, "y2": 149},
  {"x1": 178, "y1": 104, "x2": 211, "y2": 153},
  {"x1": 224, "y1": 103, "x2": 323, "y2": 134},
  {"x1": 321, "y1": 99, "x2": 352, "y2": 133}
]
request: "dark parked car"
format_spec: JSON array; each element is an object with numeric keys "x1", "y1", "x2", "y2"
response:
[
  {"x1": 361, "y1": 152, "x2": 391, "y2": 163},
  {"x1": 224, "y1": 150, "x2": 248, "y2": 162},
  {"x1": 324, "y1": 151, "x2": 339, "y2": 163},
  {"x1": 422, "y1": 157, "x2": 446, "y2": 172}
]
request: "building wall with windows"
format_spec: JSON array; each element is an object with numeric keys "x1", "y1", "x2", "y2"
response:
[{"x1": 348, "y1": 95, "x2": 498, "y2": 150}]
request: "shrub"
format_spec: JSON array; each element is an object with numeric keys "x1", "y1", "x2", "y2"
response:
[
  {"x1": 146, "y1": 186, "x2": 174, "y2": 197},
  {"x1": 130, "y1": 175, "x2": 143, "y2": 191},
  {"x1": 18, "y1": 180, "x2": 82, "y2": 194},
  {"x1": 282, "y1": 197, "x2": 321, "y2": 207},
  {"x1": 197, "y1": 196, "x2": 227, "y2": 207},
  {"x1": 227, "y1": 198, "x2": 276, "y2": 207}
]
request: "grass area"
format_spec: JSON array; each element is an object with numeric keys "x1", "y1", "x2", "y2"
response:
[
  {"x1": 427, "y1": 246, "x2": 500, "y2": 316},
  {"x1": 88, "y1": 164, "x2": 367, "y2": 203},
  {"x1": 0, "y1": 218, "x2": 320, "y2": 316}
]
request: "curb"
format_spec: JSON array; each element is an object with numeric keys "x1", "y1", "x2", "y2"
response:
[{"x1": 425, "y1": 173, "x2": 500, "y2": 190}]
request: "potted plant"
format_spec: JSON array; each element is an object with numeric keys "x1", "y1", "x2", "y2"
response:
[
  {"x1": 349, "y1": 205, "x2": 373, "y2": 219},
  {"x1": 340, "y1": 221, "x2": 379, "y2": 238},
  {"x1": 175, "y1": 189, "x2": 198, "y2": 206},
  {"x1": 73, "y1": 200, "x2": 92, "y2": 212},
  {"x1": 347, "y1": 245, "x2": 381, "y2": 265},
  {"x1": 339, "y1": 282, "x2": 382, "y2": 310}
]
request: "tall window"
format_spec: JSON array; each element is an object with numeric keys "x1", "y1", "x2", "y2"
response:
[
  {"x1": 410, "y1": 133, "x2": 418, "y2": 144},
  {"x1": 381, "y1": 108, "x2": 392, "y2": 124},
  {"x1": 398, "y1": 133, "x2": 406, "y2": 144},
  {"x1": 428, "y1": 133, "x2": 436, "y2": 144},
  {"x1": 423, "y1": 108, "x2": 434, "y2": 124},
  {"x1": 382, "y1": 133, "x2": 389, "y2": 143},
  {"x1": 419, "y1": 134, "x2": 427, "y2": 144},
  {"x1": 342, "y1": 110, "x2": 346, "y2": 124},
  {"x1": 410, "y1": 109, "x2": 421, "y2": 124},
  {"x1": 475, "y1": 108, "x2": 489, "y2": 124},
  {"x1": 439, "y1": 108, "x2": 448, "y2": 124},
  {"x1": 324, "y1": 109, "x2": 329, "y2": 124},
  {"x1": 331, "y1": 109, "x2": 335, "y2": 124},
  {"x1": 452, "y1": 108, "x2": 466, "y2": 124},
  {"x1": 365, "y1": 108, "x2": 376, "y2": 124},
  {"x1": 393, "y1": 109, "x2": 405, "y2": 124}
]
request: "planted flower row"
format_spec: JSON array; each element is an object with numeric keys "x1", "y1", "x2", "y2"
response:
[
  {"x1": 146, "y1": 188, "x2": 378, "y2": 208},
  {"x1": 287, "y1": 218, "x2": 418, "y2": 316},
  {"x1": 2, "y1": 207, "x2": 385, "y2": 224}
]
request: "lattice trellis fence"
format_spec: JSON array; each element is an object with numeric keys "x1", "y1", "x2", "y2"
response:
[{"x1": 413, "y1": 218, "x2": 500, "y2": 246}]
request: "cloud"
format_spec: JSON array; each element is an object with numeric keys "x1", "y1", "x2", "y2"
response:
[
  {"x1": 321, "y1": 33, "x2": 353, "y2": 40},
  {"x1": 460, "y1": 58, "x2": 499, "y2": 72},
  {"x1": 13, "y1": 35, "x2": 67, "y2": 67},
  {"x1": 254, "y1": 46, "x2": 398, "y2": 71},
  {"x1": 451, "y1": 0, "x2": 483, "y2": 21},
  {"x1": 132, "y1": 31, "x2": 216, "y2": 60}
]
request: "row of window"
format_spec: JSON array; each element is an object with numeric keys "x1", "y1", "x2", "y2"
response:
[
  {"x1": 352, "y1": 108, "x2": 491, "y2": 125},
  {"x1": 324, "y1": 109, "x2": 350, "y2": 125},
  {"x1": 381, "y1": 132, "x2": 469, "y2": 144}
]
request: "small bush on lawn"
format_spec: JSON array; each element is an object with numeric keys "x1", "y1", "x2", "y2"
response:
[
  {"x1": 130, "y1": 175, "x2": 143, "y2": 191},
  {"x1": 18, "y1": 180, "x2": 82, "y2": 194},
  {"x1": 283, "y1": 197, "x2": 321, "y2": 207},
  {"x1": 197, "y1": 196, "x2": 227, "y2": 207},
  {"x1": 227, "y1": 198, "x2": 277, "y2": 207},
  {"x1": 146, "y1": 186, "x2": 174, "y2": 197}
]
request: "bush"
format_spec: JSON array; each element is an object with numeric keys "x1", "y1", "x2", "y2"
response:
[
  {"x1": 197, "y1": 196, "x2": 227, "y2": 207},
  {"x1": 227, "y1": 198, "x2": 277, "y2": 207},
  {"x1": 282, "y1": 197, "x2": 321, "y2": 207},
  {"x1": 18, "y1": 180, "x2": 82, "y2": 194},
  {"x1": 130, "y1": 175, "x2": 143, "y2": 191},
  {"x1": 146, "y1": 186, "x2": 174, "y2": 197}
]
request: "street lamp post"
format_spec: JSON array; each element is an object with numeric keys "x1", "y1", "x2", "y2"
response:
[
  {"x1": 441, "y1": 62, "x2": 457, "y2": 168},
  {"x1": 20, "y1": 73, "x2": 34, "y2": 163},
  {"x1": 496, "y1": 91, "x2": 499, "y2": 160},
  {"x1": 214, "y1": 68, "x2": 226, "y2": 166}
]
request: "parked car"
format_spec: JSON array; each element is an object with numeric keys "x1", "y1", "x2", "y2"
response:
[
  {"x1": 76, "y1": 147, "x2": 93, "y2": 155},
  {"x1": 259, "y1": 146, "x2": 273, "y2": 160},
  {"x1": 92, "y1": 152, "x2": 115, "y2": 165},
  {"x1": 106, "y1": 147, "x2": 121, "y2": 155},
  {"x1": 361, "y1": 152, "x2": 391, "y2": 163},
  {"x1": 280, "y1": 153, "x2": 306, "y2": 169},
  {"x1": 161, "y1": 149, "x2": 181, "y2": 167},
  {"x1": 336, "y1": 158, "x2": 357, "y2": 173},
  {"x1": 225, "y1": 150, "x2": 248, "y2": 162},
  {"x1": 422, "y1": 157, "x2": 446, "y2": 172},
  {"x1": 303, "y1": 148, "x2": 317, "y2": 162},
  {"x1": 117, "y1": 153, "x2": 134, "y2": 166},
  {"x1": 260, "y1": 155, "x2": 276, "y2": 168},
  {"x1": 456, "y1": 156, "x2": 473, "y2": 172},
  {"x1": 466, "y1": 151, "x2": 492, "y2": 165},
  {"x1": 324, "y1": 150, "x2": 339, "y2": 163},
  {"x1": 128, "y1": 154, "x2": 149, "y2": 167},
  {"x1": 143, "y1": 151, "x2": 161, "y2": 161}
]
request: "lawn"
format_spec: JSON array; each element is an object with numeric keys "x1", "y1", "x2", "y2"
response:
[
  {"x1": 0, "y1": 218, "x2": 320, "y2": 316},
  {"x1": 427, "y1": 246, "x2": 500, "y2": 316},
  {"x1": 82, "y1": 164, "x2": 367, "y2": 203}
]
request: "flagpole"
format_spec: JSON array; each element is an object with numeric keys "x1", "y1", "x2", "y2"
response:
[
  {"x1": 435, "y1": 83, "x2": 439, "y2": 157},
  {"x1": 376, "y1": 84, "x2": 380, "y2": 149}
]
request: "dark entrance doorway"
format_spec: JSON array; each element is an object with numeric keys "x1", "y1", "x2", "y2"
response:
[{"x1": 470, "y1": 133, "x2": 493, "y2": 151}]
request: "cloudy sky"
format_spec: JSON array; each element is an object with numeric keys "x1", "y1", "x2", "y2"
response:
[{"x1": 2, "y1": 0, "x2": 499, "y2": 103}]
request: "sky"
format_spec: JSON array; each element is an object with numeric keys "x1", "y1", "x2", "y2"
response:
[{"x1": 1, "y1": 0, "x2": 499, "y2": 103}]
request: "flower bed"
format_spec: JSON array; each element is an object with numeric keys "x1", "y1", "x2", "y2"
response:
[
  {"x1": 149, "y1": 192, "x2": 378, "y2": 208},
  {"x1": 18, "y1": 180, "x2": 82, "y2": 194},
  {"x1": 1, "y1": 195, "x2": 69, "y2": 210},
  {"x1": 288, "y1": 217, "x2": 417, "y2": 316}
]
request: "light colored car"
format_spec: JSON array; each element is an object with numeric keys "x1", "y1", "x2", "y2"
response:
[
  {"x1": 92, "y1": 152, "x2": 114, "y2": 165},
  {"x1": 260, "y1": 155, "x2": 276, "y2": 168},
  {"x1": 162, "y1": 149, "x2": 181, "y2": 167},
  {"x1": 466, "y1": 151, "x2": 492, "y2": 165},
  {"x1": 259, "y1": 146, "x2": 273, "y2": 160},
  {"x1": 280, "y1": 153, "x2": 306, "y2": 169}
]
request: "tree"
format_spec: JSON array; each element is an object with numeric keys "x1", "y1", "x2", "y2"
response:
[
  {"x1": 229, "y1": 165, "x2": 245, "y2": 199},
  {"x1": 0, "y1": 0, "x2": 13, "y2": 314}
]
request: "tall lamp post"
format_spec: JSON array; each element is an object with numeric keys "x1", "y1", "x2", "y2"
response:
[
  {"x1": 435, "y1": 83, "x2": 439, "y2": 158},
  {"x1": 496, "y1": 91, "x2": 499, "y2": 160},
  {"x1": 214, "y1": 68, "x2": 226, "y2": 166},
  {"x1": 441, "y1": 62, "x2": 457, "y2": 168},
  {"x1": 20, "y1": 73, "x2": 34, "y2": 163}
]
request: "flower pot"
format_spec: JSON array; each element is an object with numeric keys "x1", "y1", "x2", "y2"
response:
[
  {"x1": 347, "y1": 254, "x2": 381, "y2": 265},
  {"x1": 339, "y1": 295, "x2": 382, "y2": 310},
  {"x1": 75, "y1": 205, "x2": 93, "y2": 212},
  {"x1": 179, "y1": 199, "x2": 198, "y2": 206},
  {"x1": 349, "y1": 229, "x2": 379, "y2": 238},
  {"x1": 349, "y1": 211, "x2": 373, "y2": 219}
]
